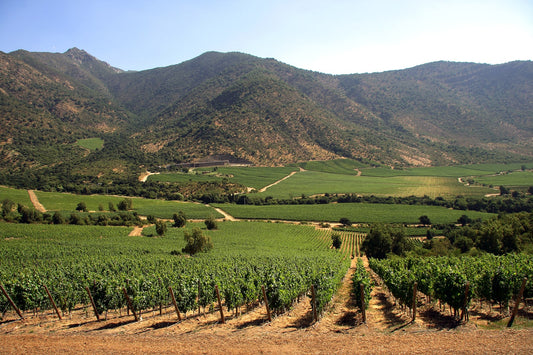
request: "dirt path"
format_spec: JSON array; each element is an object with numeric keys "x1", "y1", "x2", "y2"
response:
[
  {"x1": 27, "y1": 190, "x2": 46, "y2": 212},
  {"x1": 258, "y1": 168, "x2": 303, "y2": 193},
  {"x1": 138, "y1": 171, "x2": 160, "y2": 182},
  {"x1": 128, "y1": 226, "x2": 144, "y2": 236},
  {"x1": 212, "y1": 206, "x2": 238, "y2": 221}
]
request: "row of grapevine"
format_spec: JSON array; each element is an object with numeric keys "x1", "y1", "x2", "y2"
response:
[
  {"x1": 0, "y1": 253, "x2": 350, "y2": 321},
  {"x1": 351, "y1": 258, "x2": 373, "y2": 311},
  {"x1": 369, "y1": 254, "x2": 533, "y2": 317}
]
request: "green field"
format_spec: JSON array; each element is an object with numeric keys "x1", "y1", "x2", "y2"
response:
[
  {"x1": 360, "y1": 163, "x2": 533, "y2": 177},
  {"x1": 148, "y1": 162, "x2": 532, "y2": 198},
  {"x1": 0, "y1": 221, "x2": 347, "y2": 315},
  {"x1": 213, "y1": 203, "x2": 495, "y2": 224},
  {"x1": 149, "y1": 166, "x2": 298, "y2": 190},
  {"x1": 32, "y1": 190, "x2": 222, "y2": 219},
  {"x1": 0, "y1": 186, "x2": 32, "y2": 206},
  {"x1": 0, "y1": 221, "x2": 325, "y2": 259},
  {"x1": 473, "y1": 171, "x2": 533, "y2": 187},
  {"x1": 256, "y1": 170, "x2": 495, "y2": 199},
  {"x1": 75, "y1": 137, "x2": 104, "y2": 151},
  {"x1": 298, "y1": 159, "x2": 368, "y2": 175}
]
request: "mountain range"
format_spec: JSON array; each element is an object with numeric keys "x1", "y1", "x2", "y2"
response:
[{"x1": 0, "y1": 48, "x2": 532, "y2": 179}]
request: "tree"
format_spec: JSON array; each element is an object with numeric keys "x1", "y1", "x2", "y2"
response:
[
  {"x1": 528, "y1": 186, "x2": 533, "y2": 195},
  {"x1": 76, "y1": 202, "x2": 88, "y2": 212},
  {"x1": 147, "y1": 215, "x2": 157, "y2": 224},
  {"x1": 205, "y1": 215, "x2": 218, "y2": 230},
  {"x1": 339, "y1": 217, "x2": 352, "y2": 227},
  {"x1": 499, "y1": 185, "x2": 510, "y2": 196},
  {"x1": 419, "y1": 215, "x2": 431, "y2": 226},
  {"x1": 457, "y1": 214, "x2": 472, "y2": 227},
  {"x1": 391, "y1": 228, "x2": 410, "y2": 256},
  {"x1": 1, "y1": 199, "x2": 15, "y2": 217},
  {"x1": 454, "y1": 236, "x2": 473, "y2": 253},
  {"x1": 182, "y1": 227, "x2": 213, "y2": 255},
  {"x1": 52, "y1": 211, "x2": 65, "y2": 224},
  {"x1": 173, "y1": 211, "x2": 187, "y2": 228},
  {"x1": 362, "y1": 224, "x2": 392, "y2": 259},
  {"x1": 108, "y1": 202, "x2": 116, "y2": 212},
  {"x1": 117, "y1": 199, "x2": 132, "y2": 211},
  {"x1": 155, "y1": 220, "x2": 167, "y2": 236},
  {"x1": 331, "y1": 234, "x2": 342, "y2": 249},
  {"x1": 426, "y1": 229, "x2": 435, "y2": 240}
]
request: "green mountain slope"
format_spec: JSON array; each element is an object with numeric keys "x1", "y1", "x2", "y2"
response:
[{"x1": 0, "y1": 48, "x2": 531, "y2": 180}]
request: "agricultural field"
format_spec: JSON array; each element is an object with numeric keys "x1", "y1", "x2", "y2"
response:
[
  {"x1": 472, "y1": 171, "x2": 533, "y2": 188},
  {"x1": 0, "y1": 186, "x2": 32, "y2": 206},
  {"x1": 297, "y1": 158, "x2": 368, "y2": 175},
  {"x1": 0, "y1": 221, "x2": 348, "y2": 321},
  {"x1": 255, "y1": 171, "x2": 495, "y2": 198},
  {"x1": 149, "y1": 166, "x2": 298, "y2": 190},
  {"x1": 213, "y1": 203, "x2": 495, "y2": 224},
  {"x1": 31, "y1": 190, "x2": 221, "y2": 219},
  {"x1": 359, "y1": 163, "x2": 533, "y2": 177}
]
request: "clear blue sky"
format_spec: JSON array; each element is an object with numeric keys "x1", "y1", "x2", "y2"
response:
[{"x1": 1, "y1": 0, "x2": 532, "y2": 74}]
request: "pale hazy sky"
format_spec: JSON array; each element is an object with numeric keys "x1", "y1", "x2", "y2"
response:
[{"x1": 1, "y1": 0, "x2": 532, "y2": 74}]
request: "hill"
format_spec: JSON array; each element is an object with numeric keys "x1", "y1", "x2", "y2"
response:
[{"x1": 0, "y1": 49, "x2": 531, "y2": 183}]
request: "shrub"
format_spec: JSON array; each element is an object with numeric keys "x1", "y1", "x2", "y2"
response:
[
  {"x1": 173, "y1": 211, "x2": 187, "y2": 228},
  {"x1": 76, "y1": 202, "x2": 88, "y2": 212},
  {"x1": 182, "y1": 227, "x2": 213, "y2": 255},
  {"x1": 204, "y1": 215, "x2": 218, "y2": 230},
  {"x1": 155, "y1": 220, "x2": 167, "y2": 236}
]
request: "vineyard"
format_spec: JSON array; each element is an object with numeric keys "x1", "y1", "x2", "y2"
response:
[
  {"x1": 369, "y1": 254, "x2": 533, "y2": 320},
  {"x1": 0, "y1": 222, "x2": 350, "y2": 323},
  {"x1": 1, "y1": 219, "x2": 532, "y2": 353}
]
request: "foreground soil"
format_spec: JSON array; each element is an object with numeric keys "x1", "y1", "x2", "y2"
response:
[{"x1": 2, "y1": 258, "x2": 532, "y2": 354}]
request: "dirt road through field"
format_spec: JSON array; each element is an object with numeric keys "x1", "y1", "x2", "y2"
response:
[
  {"x1": 27, "y1": 190, "x2": 46, "y2": 212},
  {"x1": 258, "y1": 168, "x2": 303, "y2": 192}
]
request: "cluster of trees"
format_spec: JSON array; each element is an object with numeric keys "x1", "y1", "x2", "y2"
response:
[
  {"x1": 227, "y1": 193, "x2": 533, "y2": 214},
  {"x1": 362, "y1": 212, "x2": 533, "y2": 259},
  {"x1": 444, "y1": 212, "x2": 532, "y2": 255},
  {"x1": 1, "y1": 199, "x2": 142, "y2": 226}
]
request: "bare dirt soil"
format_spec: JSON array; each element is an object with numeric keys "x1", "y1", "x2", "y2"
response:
[
  {"x1": 27, "y1": 190, "x2": 46, "y2": 213},
  {"x1": 1, "y1": 257, "x2": 532, "y2": 354}
]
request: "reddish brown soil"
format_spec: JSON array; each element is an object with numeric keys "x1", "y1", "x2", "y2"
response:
[{"x1": 2, "y1": 257, "x2": 532, "y2": 354}]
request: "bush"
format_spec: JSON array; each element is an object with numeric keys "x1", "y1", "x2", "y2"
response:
[
  {"x1": 173, "y1": 211, "x2": 187, "y2": 228},
  {"x1": 454, "y1": 236, "x2": 473, "y2": 253},
  {"x1": 204, "y1": 215, "x2": 218, "y2": 230},
  {"x1": 155, "y1": 220, "x2": 167, "y2": 236},
  {"x1": 182, "y1": 227, "x2": 213, "y2": 255},
  {"x1": 76, "y1": 202, "x2": 88, "y2": 212}
]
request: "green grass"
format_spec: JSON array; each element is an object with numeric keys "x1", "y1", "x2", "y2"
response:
[
  {"x1": 213, "y1": 203, "x2": 495, "y2": 224},
  {"x1": 33, "y1": 191, "x2": 222, "y2": 219},
  {"x1": 0, "y1": 186, "x2": 32, "y2": 206},
  {"x1": 256, "y1": 170, "x2": 495, "y2": 199},
  {"x1": 75, "y1": 138, "x2": 104, "y2": 151}
]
